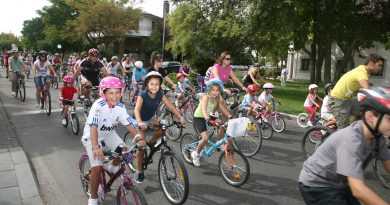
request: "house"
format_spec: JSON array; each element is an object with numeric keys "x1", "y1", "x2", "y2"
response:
[{"x1": 286, "y1": 43, "x2": 389, "y2": 86}]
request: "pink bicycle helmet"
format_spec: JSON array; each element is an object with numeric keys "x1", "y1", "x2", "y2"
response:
[
  {"x1": 88, "y1": 48, "x2": 99, "y2": 57},
  {"x1": 263, "y1": 83, "x2": 275, "y2": 89},
  {"x1": 63, "y1": 76, "x2": 74, "y2": 83},
  {"x1": 99, "y1": 76, "x2": 125, "y2": 97}
]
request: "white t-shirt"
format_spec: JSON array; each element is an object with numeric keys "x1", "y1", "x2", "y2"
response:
[
  {"x1": 33, "y1": 60, "x2": 51, "y2": 77},
  {"x1": 281, "y1": 68, "x2": 288, "y2": 75},
  {"x1": 321, "y1": 95, "x2": 332, "y2": 114},
  {"x1": 258, "y1": 91, "x2": 273, "y2": 105},
  {"x1": 122, "y1": 61, "x2": 134, "y2": 71},
  {"x1": 304, "y1": 93, "x2": 317, "y2": 107},
  {"x1": 81, "y1": 98, "x2": 133, "y2": 142},
  {"x1": 107, "y1": 62, "x2": 121, "y2": 75}
]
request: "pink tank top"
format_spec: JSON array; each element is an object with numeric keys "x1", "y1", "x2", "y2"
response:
[{"x1": 209, "y1": 63, "x2": 231, "y2": 84}]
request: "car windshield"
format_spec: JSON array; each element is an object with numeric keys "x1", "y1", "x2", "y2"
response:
[{"x1": 162, "y1": 62, "x2": 169, "y2": 67}]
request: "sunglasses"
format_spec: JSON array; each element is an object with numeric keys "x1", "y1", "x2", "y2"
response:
[{"x1": 224, "y1": 58, "x2": 231, "y2": 61}]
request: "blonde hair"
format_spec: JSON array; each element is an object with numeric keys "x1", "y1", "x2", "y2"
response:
[{"x1": 207, "y1": 84, "x2": 221, "y2": 104}]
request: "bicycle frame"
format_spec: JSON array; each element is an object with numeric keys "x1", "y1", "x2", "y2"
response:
[{"x1": 199, "y1": 135, "x2": 228, "y2": 158}]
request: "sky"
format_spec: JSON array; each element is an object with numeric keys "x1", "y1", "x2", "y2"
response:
[{"x1": 0, "y1": 0, "x2": 164, "y2": 37}]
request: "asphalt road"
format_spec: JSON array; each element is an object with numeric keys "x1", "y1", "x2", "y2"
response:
[{"x1": 0, "y1": 67, "x2": 388, "y2": 205}]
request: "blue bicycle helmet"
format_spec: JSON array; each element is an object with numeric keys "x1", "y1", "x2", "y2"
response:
[{"x1": 206, "y1": 78, "x2": 224, "y2": 91}]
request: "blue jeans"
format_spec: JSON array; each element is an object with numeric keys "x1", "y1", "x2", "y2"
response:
[{"x1": 299, "y1": 183, "x2": 361, "y2": 205}]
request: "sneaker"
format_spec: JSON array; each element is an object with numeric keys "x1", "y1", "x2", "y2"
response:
[
  {"x1": 134, "y1": 172, "x2": 144, "y2": 183},
  {"x1": 61, "y1": 119, "x2": 67, "y2": 125},
  {"x1": 108, "y1": 163, "x2": 120, "y2": 174},
  {"x1": 262, "y1": 117, "x2": 268, "y2": 123},
  {"x1": 191, "y1": 151, "x2": 200, "y2": 167},
  {"x1": 12, "y1": 92, "x2": 16, "y2": 96},
  {"x1": 307, "y1": 121, "x2": 313, "y2": 127},
  {"x1": 36, "y1": 104, "x2": 40, "y2": 108},
  {"x1": 320, "y1": 130, "x2": 327, "y2": 136},
  {"x1": 88, "y1": 198, "x2": 98, "y2": 205}
]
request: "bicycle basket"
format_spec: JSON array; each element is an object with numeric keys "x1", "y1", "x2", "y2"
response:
[{"x1": 226, "y1": 117, "x2": 251, "y2": 137}]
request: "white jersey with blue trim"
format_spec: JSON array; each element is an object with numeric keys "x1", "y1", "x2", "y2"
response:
[{"x1": 81, "y1": 98, "x2": 132, "y2": 142}]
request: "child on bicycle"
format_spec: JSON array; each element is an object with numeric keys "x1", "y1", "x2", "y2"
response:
[
  {"x1": 81, "y1": 76, "x2": 140, "y2": 205},
  {"x1": 175, "y1": 72, "x2": 196, "y2": 109},
  {"x1": 321, "y1": 83, "x2": 337, "y2": 128},
  {"x1": 132, "y1": 60, "x2": 147, "y2": 94},
  {"x1": 258, "y1": 83, "x2": 280, "y2": 122},
  {"x1": 132, "y1": 71, "x2": 186, "y2": 182},
  {"x1": 304, "y1": 84, "x2": 323, "y2": 126},
  {"x1": 59, "y1": 76, "x2": 80, "y2": 125},
  {"x1": 192, "y1": 78, "x2": 233, "y2": 167},
  {"x1": 239, "y1": 84, "x2": 260, "y2": 116}
]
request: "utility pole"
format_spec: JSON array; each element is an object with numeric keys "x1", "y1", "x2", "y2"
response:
[{"x1": 162, "y1": 0, "x2": 169, "y2": 57}]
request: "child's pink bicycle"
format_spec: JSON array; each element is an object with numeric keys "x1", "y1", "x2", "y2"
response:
[
  {"x1": 259, "y1": 99, "x2": 286, "y2": 133},
  {"x1": 78, "y1": 145, "x2": 147, "y2": 205}
]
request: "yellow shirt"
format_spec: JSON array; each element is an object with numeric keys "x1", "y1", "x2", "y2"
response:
[{"x1": 330, "y1": 65, "x2": 369, "y2": 100}]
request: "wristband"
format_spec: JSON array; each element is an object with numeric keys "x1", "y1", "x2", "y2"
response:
[{"x1": 92, "y1": 145, "x2": 100, "y2": 150}]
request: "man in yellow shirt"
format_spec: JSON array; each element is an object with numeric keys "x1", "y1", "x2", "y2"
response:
[{"x1": 330, "y1": 53, "x2": 384, "y2": 128}]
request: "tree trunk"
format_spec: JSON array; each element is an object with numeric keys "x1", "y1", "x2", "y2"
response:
[
  {"x1": 315, "y1": 44, "x2": 324, "y2": 85},
  {"x1": 310, "y1": 41, "x2": 317, "y2": 83},
  {"x1": 323, "y1": 39, "x2": 332, "y2": 83},
  {"x1": 333, "y1": 39, "x2": 357, "y2": 81}
]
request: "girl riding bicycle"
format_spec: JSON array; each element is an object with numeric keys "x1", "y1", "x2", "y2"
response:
[
  {"x1": 175, "y1": 72, "x2": 196, "y2": 109},
  {"x1": 81, "y1": 76, "x2": 140, "y2": 205},
  {"x1": 321, "y1": 83, "x2": 337, "y2": 128},
  {"x1": 258, "y1": 83, "x2": 280, "y2": 122},
  {"x1": 59, "y1": 76, "x2": 80, "y2": 125},
  {"x1": 192, "y1": 78, "x2": 233, "y2": 167},
  {"x1": 239, "y1": 84, "x2": 260, "y2": 116},
  {"x1": 304, "y1": 84, "x2": 323, "y2": 127},
  {"x1": 132, "y1": 71, "x2": 186, "y2": 183}
]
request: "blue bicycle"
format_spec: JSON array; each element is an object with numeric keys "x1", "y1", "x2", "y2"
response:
[{"x1": 180, "y1": 121, "x2": 250, "y2": 187}]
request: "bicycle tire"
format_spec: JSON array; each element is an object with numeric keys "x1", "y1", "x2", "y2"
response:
[
  {"x1": 71, "y1": 113, "x2": 80, "y2": 135},
  {"x1": 158, "y1": 151, "x2": 189, "y2": 205},
  {"x1": 260, "y1": 122, "x2": 274, "y2": 140},
  {"x1": 372, "y1": 156, "x2": 390, "y2": 190},
  {"x1": 19, "y1": 80, "x2": 26, "y2": 102},
  {"x1": 271, "y1": 116, "x2": 285, "y2": 133},
  {"x1": 45, "y1": 92, "x2": 51, "y2": 115},
  {"x1": 78, "y1": 154, "x2": 91, "y2": 197},
  {"x1": 129, "y1": 91, "x2": 137, "y2": 107},
  {"x1": 301, "y1": 125, "x2": 333, "y2": 158},
  {"x1": 163, "y1": 112, "x2": 183, "y2": 141},
  {"x1": 182, "y1": 103, "x2": 194, "y2": 123},
  {"x1": 232, "y1": 116, "x2": 262, "y2": 157},
  {"x1": 54, "y1": 77, "x2": 59, "y2": 89},
  {"x1": 218, "y1": 148, "x2": 250, "y2": 187},
  {"x1": 116, "y1": 182, "x2": 148, "y2": 205},
  {"x1": 297, "y1": 113, "x2": 309, "y2": 128},
  {"x1": 179, "y1": 133, "x2": 199, "y2": 164}
]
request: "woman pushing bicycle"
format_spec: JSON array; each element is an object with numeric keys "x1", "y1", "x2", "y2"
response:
[{"x1": 80, "y1": 76, "x2": 140, "y2": 205}]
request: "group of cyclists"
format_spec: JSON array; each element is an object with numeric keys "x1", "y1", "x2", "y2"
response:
[{"x1": 1, "y1": 47, "x2": 389, "y2": 205}]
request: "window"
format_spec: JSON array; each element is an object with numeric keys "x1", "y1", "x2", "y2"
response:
[
  {"x1": 372, "y1": 59, "x2": 385, "y2": 77},
  {"x1": 301, "y1": 58, "x2": 310, "y2": 71}
]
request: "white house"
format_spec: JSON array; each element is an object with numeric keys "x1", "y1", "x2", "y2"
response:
[{"x1": 286, "y1": 43, "x2": 390, "y2": 86}]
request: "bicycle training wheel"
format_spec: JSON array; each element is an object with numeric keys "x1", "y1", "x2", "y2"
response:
[
  {"x1": 297, "y1": 113, "x2": 309, "y2": 128},
  {"x1": 232, "y1": 116, "x2": 262, "y2": 157},
  {"x1": 271, "y1": 116, "x2": 285, "y2": 133},
  {"x1": 19, "y1": 80, "x2": 26, "y2": 102},
  {"x1": 71, "y1": 113, "x2": 80, "y2": 135},
  {"x1": 44, "y1": 92, "x2": 51, "y2": 115},
  {"x1": 179, "y1": 133, "x2": 199, "y2": 165},
  {"x1": 373, "y1": 154, "x2": 390, "y2": 189},
  {"x1": 219, "y1": 148, "x2": 250, "y2": 187},
  {"x1": 116, "y1": 183, "x2": 148, "y2": 205},
  {"x1": 78, "y1": 154, "x2": 91, "y2": 197},
  {"x1": 301, "y1": 125, "x2": 333, "y2": 158},
  {"x1": 158, "y1": 151, "x2": 189, "y2": 205}
]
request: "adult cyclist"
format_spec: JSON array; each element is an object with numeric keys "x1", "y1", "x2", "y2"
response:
[
  {"x1": 74, "y1": 48, "x2": 108, "y2": 100},
  {"x1": 106, "y1": 56, "x2": 126, "y2": 77},
  {"x1": 32, "y1": 51, "x2": 57, "y2": 108},
  {"x1": 299, "y1": 87, "x2": 390, "y2": 205},
  {"x1": 8, "y1": 49, "x2": 25, "y2": 96},
  {"x1": 51, "y1": 53, "x2": 62, "y2": 72}
]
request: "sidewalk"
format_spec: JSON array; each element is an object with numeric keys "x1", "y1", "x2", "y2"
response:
[{"x1": 0, "y1": 69, "x2": 44, "y2": 205}]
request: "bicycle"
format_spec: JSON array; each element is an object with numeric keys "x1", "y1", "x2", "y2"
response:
[
  {"x1": 236, "y1": 105, "x2": 274, "y2": 140},
  {"x1": 78, "y1": 146, "x2": 148, "y2": 205},
  {"x1": 79, "y1": 86, "x2": 99, "y2": 118},
  {"x1": 38, "y1": 76, "x2": 52, "y2": 115},
  {"x1": 297, "y1": 111, "x2": 321, "y2": 128},
  {"x1": 129, "y1": 82, "x2": 143, "y2": 107},
  {"x1": 60, "y1": 99, "x2": 80, "y2": 135},
  {"x1": 301, "y1": 125, "x2": 334, "y2": 158},
  {"x1": 51, "y1": 64, "x2": 60, "y2": 89},
  {"x1": 180, "y1": 120, "x2": 250, "y2": 187},
  {"x1": 176, "y1": 91, "x2": 199, "y2": 124},
  {"x1": 372, "y1": 136, "x2": 390, "y2": 189},
  {"x1": 13, "y1": 71, "x2": 26, "y2": 102},
  {"x1": 123, "y1": 120, "x2": 189, "y2": 205}
]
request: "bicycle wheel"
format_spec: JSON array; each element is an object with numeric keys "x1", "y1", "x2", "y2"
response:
[
  {"x1": 301, "y1": 125, "x2": 333, "y2": 158},
  {"x1": 182, "y1": 102, "x2": 194, "y2": 123},
  {"x1": 232, "y1": 117, "x2": 262, "y2": 157},
  {"x1": 179, "y1": 133, "x2": 199, "y2": 164},
  {"x1": 70, "y1": 113, "x2": 80, "y2": 135},
  {"x1": 158, "y1": 151, "x2": 189, "y2": 205},
  {"x1": 164, "y1": 112, "x2": 183, "y2": 141},
  {"x1": 129, "y1": 91, "x2": 137, "y2": 107},
  {"x1": 78, "y1": 154, "x2": 91, "y2": 197},
  {"x1": 218, "y1": 148, "x2": 250, "y2": 187},
  {"x1": 271, "y1": 116, "x2": 285, "y2": 133},
  {"x1": 116, "y1": 182, "x2": 148, "y2": 205},
  {"x1": 44, "y1": 92, "x2": 51, "y2": 115},
  {"x1": 297, "y1": 113, "x2": 309, "y2": 128},
  {"x1": 260, "y1": 122, "x2": 274, "y2": 140},
  {"x1": 19, "y1": 80, "x2": 26, "y2": 102},
  {"x1": 373, "y1": 156, "x2": 390, "y2": 189},
  {"x1": 54, "y1": 76, "x2": 59, "y2": 89}
]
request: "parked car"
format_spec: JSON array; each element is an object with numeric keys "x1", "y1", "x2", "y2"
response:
[{"x1": 162, "y1": 61, "x2": 181, "y2": 74}]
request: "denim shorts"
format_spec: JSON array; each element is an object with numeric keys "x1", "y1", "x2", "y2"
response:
[
  {"x1": 130, "y1": 117, "x2": 151, "y2": 130},
  {"x1": 34, "y1": 76, "x2": 50, "y2": 88}
]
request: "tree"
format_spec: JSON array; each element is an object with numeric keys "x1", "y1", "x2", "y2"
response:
[
  {"x1": 21, "y1": 17, "x2": 46, "y2": 51},
  {"x1": 0, "y1": 33, "x2": 22, "y2": 51}
]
